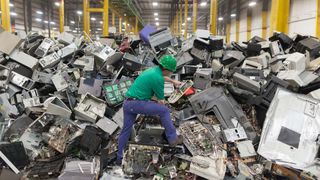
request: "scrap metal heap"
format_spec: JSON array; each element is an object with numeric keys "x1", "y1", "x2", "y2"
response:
[{"x1": 0, "y1": 25, "x2": 319, "y2": 179}]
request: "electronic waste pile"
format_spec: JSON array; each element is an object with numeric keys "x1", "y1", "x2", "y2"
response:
[{"x1": 0, "y1": 25, "x2": 319, "y2": 180}]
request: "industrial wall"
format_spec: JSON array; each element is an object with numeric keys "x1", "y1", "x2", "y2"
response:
[{"x1": 229, "y1": 0, "x2": 317, "y2": 42}]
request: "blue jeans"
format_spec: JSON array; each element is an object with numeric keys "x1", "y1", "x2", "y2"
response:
[{"x1": 116, "y1": 100, "x2": 177, "y2": 161}]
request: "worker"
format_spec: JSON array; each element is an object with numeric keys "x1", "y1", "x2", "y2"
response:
[
  {"x1": 119, "y1": 37, "x2": 130, "y2": 53},
  {"x1": 116, "y1": 55, "x2": 183, "y2": 164}
]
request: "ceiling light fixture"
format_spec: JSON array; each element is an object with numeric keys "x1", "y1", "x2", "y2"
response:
[
  {"x1": 230, "y1": 13, "x2": 236, "y2": 17},
  {"x1": 152, "y1": 2, "x2": 158, "y2": 6},
  {"x1": 218, "y1": 17, "x2": 223, "y2": 21},
  {"x1": 44, "y1": 20, "x2": 49, "y2": 24},
  {"x1": 77, "y1": 11, "x2": 82, "y2": 15},
  {"x1": 70, "y1": 21, "x2": 75, "y2": 24},
  {"x1": 187, "y1": 17, "x2": 191, "y2": 21},
  {"x1": 36, "y1": 18, "x2": 42, "y2": 22},
  {"x1": 10, "y1": 12, "x2": 17, "y2": 16},
  {"x1": 36, "y1": 11, "x2": 43, "y2": 15},
  {"x1": 91, "y1": 17, "x2": 96, "y2": 21},
  {"x1": 155, "y1": 17, "x2": 159, "y2": 21},
  {"x1": 100, "y1": 21, "x2": 103, "y2": 24},
  {"x1": 154, "y1": 12, "x2": 158, "y2": 16},
  {"x1": 54, "y1": 2, "x2": 60, "y2": 6},
  {"x1": 9, "y1": 3, "x2": 13, "y2": 7},
  {"x1": 50, "y1": 21, "x2": 55, "y2": 24},
  {"x1": 249, "y1": 1, "x2": 257, "y2": 7},
  {"x1": 156, "y1": 22, "x2": 159, "y2": 26},
  {"x1": 200, "y1": 2, "x2": 207, "y2": 7}
]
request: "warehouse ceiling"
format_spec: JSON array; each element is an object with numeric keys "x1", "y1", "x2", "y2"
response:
[{"x1": 8, "y1": 0, "x2": 248, "y2": 36}]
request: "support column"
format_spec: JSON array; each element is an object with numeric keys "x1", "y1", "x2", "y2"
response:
[
  {"x1": 193, "y1": 0, "x2": 197, "y2": 33},
  {"x1": 316, "y1": 0, "x2": 320, "y2": 38},
  {"x1": 112, "y1": 11, "x2": 115, "y2": 27},
  {"x1": 59, "y1": 0, "x2": 64, "y2": 33},
  {"x1": 262, "y1": 0, "x2": 268, "y2": 39},
  {"x1": 247, "y1": 9, "x2": 252, "y2": 41},
  {"x1": 83, "y1": 0, "x2": 90, "y2": 36},
  {"x1": 119, "y1": 17, "x2": 122, "y2": 33},
  {"x1": 1, "y1": 0, "x2": 11, "y2": 32},
  {"x1": 184, "y1": 0, "x2": 188, "y2": 38},
  {"x1": 176, "y1": 11, "x2": 179, "y2": 35},
  {"x1": 102, "y1": 0, "x2": 109, "y2": 36},
  {"x1": 210, "y1": 0, "x2": 217, "y2": 35},
  {"x1": 125, "y1": 19, "x2": 128, "y2": 34},
  {"x1": 226, "y1": 0, "x2": 231, "y2": 43},
  {"x1": 135, "y1": 16, "x2": 138, "y2": 35},
  {"x1": 270, "y1": 0, "x2": 290, "y2": 35},
  {"x1": 179, "y1": 0, "x2": 182, "y2": 35},
  {"x1": 236, "y1": 0, "x2": 240, "y2": 42}
]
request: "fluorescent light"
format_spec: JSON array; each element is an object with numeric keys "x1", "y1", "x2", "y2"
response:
[
  {"x1": 187, "y1": 17, "x2": 191, "y2": 21},
  {"x1": 218, "y1": 17, "x2": 223, "y2": 21},
  {"x1": 52, "y1": 27, "x2": 57, "y2": 30},
  {"x1": 36, "y1": 11, "x2": 43, "y2": 15},
  {"x1": 72, "y1": 30, "x2": 77, "y2": 33},
  {"x1": 10, "y1": 12, "x2": 17, "y2": 16},
  {"x1": 77, "y1": 11, "x2": 82, "y2": 15},
  {"x1": 70, "y1": 21, "x2": 75, "y2": 24},
  {"x1": 152, "y1": 2, "x2": 158, "y2": 6},
  {"x1": 50, "y1": 21, "x2": 55, "y2": 24},
  {"x1": 97, "y1": 28, "x2": 102, "y2": 30},
  {"x1": 91, "y1": 17, "x2": 96, "y2": 21},
  {"x1": 154, "y1": 12, "x2": 158, "y2": 16},
  {"x1": 122, "y1": 22, "x2": 126, "y2": 25},
  {"x1": 231, "y1": 14, "x2": 236, "y2": 17},
  {"x1": 200, "y1": 2, "x2": 207, "y2": 7},
  {"x1": 100, "y1": 21, "x2": 103, "y2": 24},
  {"x1": 249, "y1": 1, "x2": 257, "y2": 7},
  {"x1": 9, "y1": 3, "x2": 13, "y2": 7},
  {"x1": 55, "y1": 2, "x2": 60, "y2": 6},
  {"x1": 44, "y1": 20, "x2": 49, "y2": 24},
  {"x1": 182, "y1": 23, "x2": 185, "y2": 26},
  {"x1": 156, "y1": 22, "x2": 159, "y2": 26},
  {"x1": 155, "y1": 17, "x2": 159, "y2": 21},
  {"x1": 36, "y1": 18, "x2": 42, "y2": 22}
]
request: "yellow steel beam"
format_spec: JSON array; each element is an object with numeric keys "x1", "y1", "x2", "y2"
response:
[
  {"x1": 247, "y1": 10, "x2": 252, "y2": 41},
  {"x1": 176, "y1": 12, "x2": 179, "y2": 35},
  {"x1": 210, "y1": 0, "x2": 217, "y2": 35},
  {"x1": 102, "y1": 0, "x2": 109, "y2": 36},
  {"x1": 83, "y1": 0, "x2": 90, "y2": 36},
  {"x1": 135, "y1": 16, "x2": 138, "y2": 35},
  {"x1": 226, "y1": 23, "x2": 231, "y2": 43},
  {"x1": 184, "y1": 0, "x2": 188, "y2": 38},
  {"x1": 119, "y1": 17, "x2": 122, "y2": 33},
  {"x1": 112, "y1": 11, "x2": 115, "y2": 27},
  {"x1": 59, "y1": 0, "x2": 64, "y2": 33},
  {"x1": 262, "y1": 11, "x2": 267, "y2": 39},
  {"x1": 87, "y1": 8, "x2": 104, "y2": 12},
  {"x1": 176, "y1": 13, "x2": 179, "y2": 35},
  {"x1": 1, "y1": 0, "x2": 11, "y2": 32},
  {"x1": 179, "y1": 0, "x2": 182, "y2": 35},
  {"x1": 193, "y1": 0, "x2": 197, "y2": 33},
  {"x1": 270, "y1": 0, "x2": 290, "y2": 35},
  {"x1": 236, "y1": 21, "x2": 240, "y2": 42},
  {"x1": 317, "y1": 0, "x2": 320, "y2": 38},
  {"x1": 125, "y1": 19, "x2": 128, "y2": 34}
]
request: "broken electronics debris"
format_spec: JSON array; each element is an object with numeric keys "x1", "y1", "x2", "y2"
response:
[{"x1": 0, "y1": 27, "x2": 318, "y2": 180}]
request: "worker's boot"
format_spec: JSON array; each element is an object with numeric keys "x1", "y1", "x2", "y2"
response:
[{"x1": 169, "y1": 135, "x2": 183, "y2": 147}]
